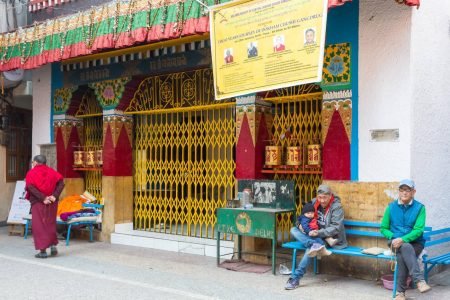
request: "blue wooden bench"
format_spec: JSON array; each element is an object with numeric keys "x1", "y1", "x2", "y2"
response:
[
  {"x1": 24, "y1": 203, "x2": 103, "y2": 246},
  {"x1": 422, "y1": 227, "x2": 450, "y2": 281},
  {"x1": 282, "y1": 220, "x2": 433, "y2": 299}
]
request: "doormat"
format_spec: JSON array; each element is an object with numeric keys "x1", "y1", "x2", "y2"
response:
[{"x1": 219, "y1": 259, "x2": 272, "y2": 274}]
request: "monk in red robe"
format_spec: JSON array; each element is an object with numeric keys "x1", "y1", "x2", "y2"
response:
[{"x1": 25, "y1": 155, "x2": 64, "y2": 258}]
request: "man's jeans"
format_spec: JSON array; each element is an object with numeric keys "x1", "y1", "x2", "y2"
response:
[
  {"x1": 396, "y1": 242, "x2": 424, "y2": 292},
  {"x1": 290, "y1": 227, "x2": 323, "y2": 280}
]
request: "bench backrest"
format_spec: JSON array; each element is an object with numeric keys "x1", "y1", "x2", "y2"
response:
[
  {"x1": 343, "y1": 220, "x2": 432, "y2": 240},
  {"x1": 424, "y1": 227, "x2": 450, "y2": 247}
]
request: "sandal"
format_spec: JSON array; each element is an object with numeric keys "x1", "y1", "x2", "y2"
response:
[
  {"x1": 50, "y1": 246, "x2": 58, "y2": 256},
  {"x1": 35, "y1": 252, "x2": 48, "y2": 259}
]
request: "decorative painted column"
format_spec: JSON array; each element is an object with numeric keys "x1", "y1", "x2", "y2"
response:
[
  {"x1": 235, "y1": 94, "x2": 273, "y2": 264},
  {"x1": 101, "y1": 111, "x2": 134, "y2": 239},
  {"x1": 89, "y1": 78, "x2": 134, "y2": 240},
  {"x1": 322, "y1": 90, "x2": 352, "y2": 179},
  {"x1": 53, "y1": 87, "x2": 85, "y2": 197},
  {"x1": 321, "y1": 43, "x2": 352, "y2": 180},
  {"x1": 235, "y1": 94, "x2": 273, "y2": 180}
]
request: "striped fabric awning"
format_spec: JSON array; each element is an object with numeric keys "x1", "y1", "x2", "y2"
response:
[
  {"x1": 1, "y1": 0, "x2": 218, "y2": 71},
  {"x1": 1, "y1": 0, "x2": 421, "y2": 72}
]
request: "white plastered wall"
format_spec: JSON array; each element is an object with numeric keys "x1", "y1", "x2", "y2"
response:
[
  {"x1": 31, "y1": 65, "x2": 52, "y2": 157},
  {"x1": 410, "y1": 3, "x2": 450, "y2": 228},
  {"x1": 358, "y1": 0, "x2": 413, "y2": 181}
]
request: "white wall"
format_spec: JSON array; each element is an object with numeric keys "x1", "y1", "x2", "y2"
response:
[
  {"x1": 410, "y1": 3, "x2": 450, "y2": 228},
  {"x1": 31, "y1": 65, "x2": 52, "y2": 157},
  {"x1": 358, "y1": 0, "x2": 413, "y2": 181}
]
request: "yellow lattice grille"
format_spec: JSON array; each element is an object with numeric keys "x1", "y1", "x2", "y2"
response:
[
  {"x1": 268, "y1": 94, "x2": 323, "y2": 237},
  {"x1": 83, "y1": 116, "x2": 103, "y2": 200},
  {"x1": 126, "y1": 69, "x2": 231, "y2": 113},
  {"x1": 133, "y1": 106, "x2": 236, "y2": 239}
]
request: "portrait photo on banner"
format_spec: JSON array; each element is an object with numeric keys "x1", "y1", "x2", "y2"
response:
[
  {"x1": 273, "y1": 35, "x2": 286, "y2": 52},
  {"x1": 224, "y1": 48, "x2": 234, "y2": 64},
  {"x1": 247, "y1": 41, "x2": 258, "y2": 58},
  {"x1": 304, "y1": 28, "x2": 316, "y2": 46}
]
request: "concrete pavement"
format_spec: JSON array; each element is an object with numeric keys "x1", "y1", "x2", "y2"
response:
[{"x1": 0, "y1": 226, "x2": 448, "y2": 300}]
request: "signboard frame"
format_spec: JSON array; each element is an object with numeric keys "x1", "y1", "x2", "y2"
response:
[
  {"x1": 7, "y1": 181, "x2": 30, "y2": 225},
  {"x1": 210, "y1": 0, "x2": 328, "y2": 99}
]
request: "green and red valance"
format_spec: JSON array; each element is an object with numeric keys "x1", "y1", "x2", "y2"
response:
[
  {"x1": 0, "y1": 0, "x2": 229, "y2": 71},
  {"x1": 0, "y1": 0, "x2": 420, "y2": 72}
]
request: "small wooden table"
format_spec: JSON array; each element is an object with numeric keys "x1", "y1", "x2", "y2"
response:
[{"x1": 216, "y1": 207, "x2": 294, "y2": 275}]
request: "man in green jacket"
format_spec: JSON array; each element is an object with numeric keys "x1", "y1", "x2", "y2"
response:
[{"x1": 380, "y1": 179, "x2": 431, "y2": 300}]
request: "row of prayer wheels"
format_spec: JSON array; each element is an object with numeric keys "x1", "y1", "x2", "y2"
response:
[
  {"x1": 265, "y1": 144, "x2": 321, "y2": 166},
  {"x1": 73, "y1": 150, "x2": 103, "y2": 167}
]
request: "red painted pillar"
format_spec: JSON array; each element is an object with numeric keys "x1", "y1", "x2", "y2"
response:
[
  {"x1": 321, "y1": 91, "x2": 352, "y2": 180},
  {"x1": 101, "y1": 112, "x2": 134, "y2": 239},
  {"x1": 102, "y1": 113, "x2": 133, "y2": 177},
  {"x1": 53, "y1": 117, "x2": 84, "y2": 179},
  {"x1": 235, "y1": 95, "x2": 272, "y2": 180}
]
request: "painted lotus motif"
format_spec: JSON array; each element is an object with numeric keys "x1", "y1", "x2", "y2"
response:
[
  {"x1": 327, "y1": 56, "x2": 344, "y2": 76},
  {"x1": 322, "y1": 43, "x2": 351, "y2": 87},
  {"x1": 102, "y1": 85, "x2": 115, "y2": 101}
]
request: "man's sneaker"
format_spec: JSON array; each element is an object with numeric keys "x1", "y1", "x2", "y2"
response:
[
  {"x1": 308, "y1": 243, "x2": 324, "y2": 257},
  {"x1": 284, "y1": 277, "x2": 300, "y2": 290},
  {"x1": 35, "y1": 251, "x2": 47, "y2": 259},
  {"x1": 325, "y1": 237, "x2": 338, "y2": 247},
  {"x1": 417, "y1": 280, "x2": 431, "y2": 293},
  {"x1": 394, "y1": 291, "x2": 406, "y2": 300},
  {"x1": 318, "y1": 247, "x2": 332, "y2": 256}
]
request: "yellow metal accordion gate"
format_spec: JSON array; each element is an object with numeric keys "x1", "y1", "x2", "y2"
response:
[
  {"x1": 265, "y1": 85, "x2": 323, "y2": 219},
  {"x1": 83, "y1": 116, "x2": 103, "y2": 201},
  {"x1": 130, "y1": 69, "x2": 236, "y2": 239}
]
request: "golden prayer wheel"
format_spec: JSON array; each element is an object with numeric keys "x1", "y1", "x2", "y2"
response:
[
  {"x1": 73, "y1": 151, "x2": 84, "y2": 166},
  {"x1": 286, "y1": 146, "x2": 302, "y2": 166},
  {"x1": 95, "y1": 150, "x2": 103, "y2": 166},
  {"x1": 265, "y1": 146, "x2": 282, "y2": 166},
  {"x1": 84, "y1": 151, "x2": 96, "y2": 166},
  {"x1": 307, "y1": 144, "x2": 321, "y2": 166}
]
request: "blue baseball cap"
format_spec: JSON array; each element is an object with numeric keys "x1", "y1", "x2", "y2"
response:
[{"x1": 399, "y1": 179, "x2": 415, "y2": 189}]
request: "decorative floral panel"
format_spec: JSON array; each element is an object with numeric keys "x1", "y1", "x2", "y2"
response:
[
  {"x1": 89, "y1": 77, "x2": 131, "y2": 109},
  {"x1": 321, "y1": 43, "x2": 351, "y2": 91},
  {"x1": 53, "y1": 87, "x2": 77, "y2": 115}
]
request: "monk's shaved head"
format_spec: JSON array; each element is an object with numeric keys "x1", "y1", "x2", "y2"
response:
[{"x1": 33, "y1": 155, "x2": 47, "y2": 165}]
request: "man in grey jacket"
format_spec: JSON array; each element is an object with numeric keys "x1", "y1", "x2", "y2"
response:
[{"x1": 285, "y1": 184, "x2": 347, "y2": 290}]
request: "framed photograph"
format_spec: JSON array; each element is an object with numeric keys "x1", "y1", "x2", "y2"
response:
[{"x1": 237, "y1": 180, "x2": 295, "y2": 209}]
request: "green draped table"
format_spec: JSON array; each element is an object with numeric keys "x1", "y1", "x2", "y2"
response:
[{"x1": 216, "y1": 207, "x2": 295, "y2": 275}]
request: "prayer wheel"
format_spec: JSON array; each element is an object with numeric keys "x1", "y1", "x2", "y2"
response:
[
  {"x1": 84, "y1": 151, "x2": 96, "y2": 166},
  {"x1": 95, "y1": 150, "x2": 103, "y2": 166},
  {"x1": 307, "y1": 144, "x2": 321, "y2": 166},
  {"x1": 73, "y1": 151, "x2": 84, "y2": 166},
  {"x1": 286, "y1": 146, "x2": 302, "y2": 166},
  {"x1": 265, "y1": 146, "x2": 282, "y2": 166}
]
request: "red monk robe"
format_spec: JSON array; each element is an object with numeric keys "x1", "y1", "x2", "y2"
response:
[{"x1": 25, "y1": 161, "x2": 64, "y2": 253}]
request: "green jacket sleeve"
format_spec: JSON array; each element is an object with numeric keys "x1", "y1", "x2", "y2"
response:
[
  {"x1": 401, "y1": 206, "x2": 426, "y2": 243},
  {"x1": 380, "y1": 205, "x2": 393, "y2": 239}
]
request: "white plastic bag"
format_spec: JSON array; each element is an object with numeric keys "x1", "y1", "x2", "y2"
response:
[{"x1": 279, "y1": 264, "x2": 291, "y2": 275}]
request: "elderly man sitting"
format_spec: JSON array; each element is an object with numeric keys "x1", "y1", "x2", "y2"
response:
[
  {"x1": 380, "y1": 179, "x2": 431, "y2": 300},
  {"x1": 285, "y1": 184, "x2": 347, "y2": 290}
]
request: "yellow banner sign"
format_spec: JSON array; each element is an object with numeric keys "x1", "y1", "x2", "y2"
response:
[{"x1": 210, "y1": 0, "x2": 328, "y2": 99}]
